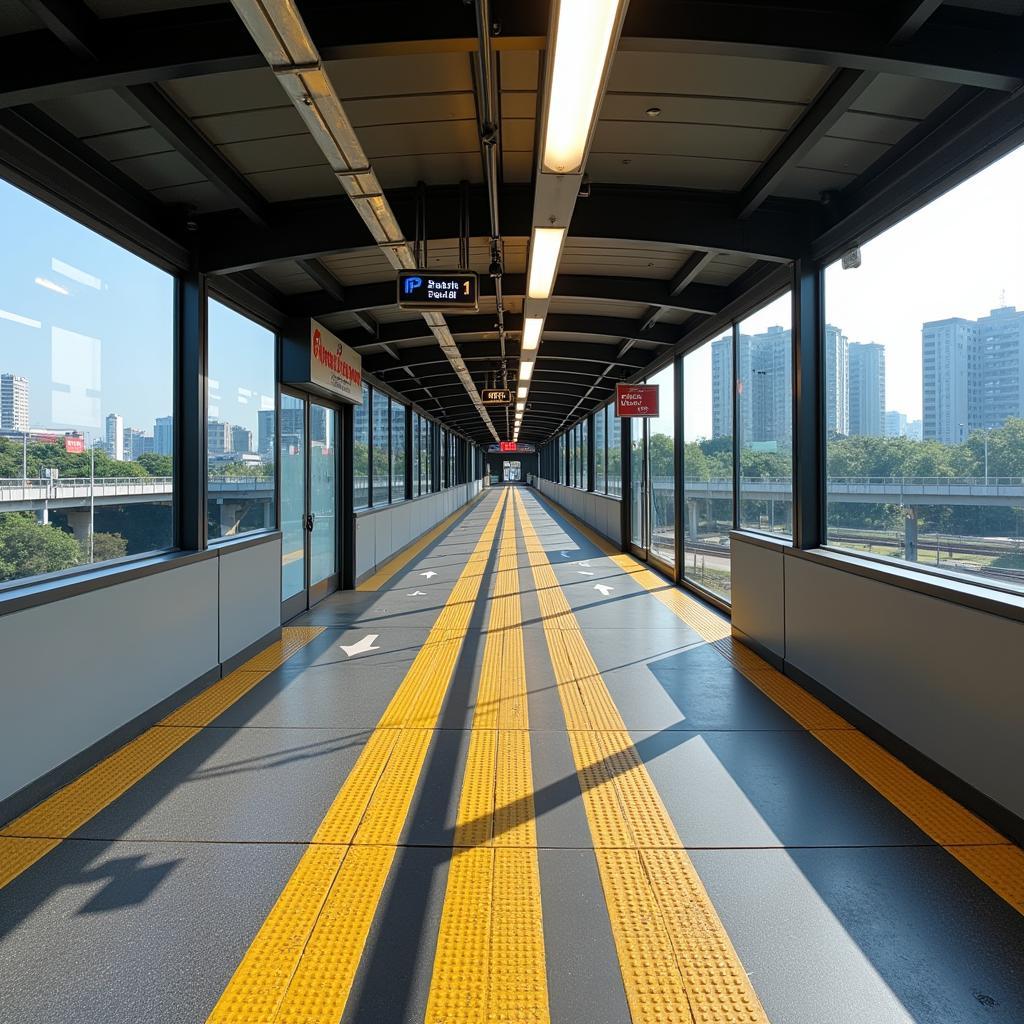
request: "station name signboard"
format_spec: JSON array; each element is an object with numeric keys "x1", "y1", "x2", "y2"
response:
[
  {"x1": 310, "y1": 320, "x2": 363, "y2": 404},
  {"x1": 487, "y1": 442, "x2": 536, "y2": 454},
  {"x1": 397, "y1": 270, "x2": 478, "y2": 311},
  {"x1": 615, "y1": 383, "x2": 659, "y2": 417},
  {"x1": 481, "y1": 388, "x2": 513, "y2": 406}
]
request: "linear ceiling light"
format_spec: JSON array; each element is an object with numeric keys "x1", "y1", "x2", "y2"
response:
[
  {"x1": 527, "y1": 228, "x2": 565, "y2": 299},
  {"x1": 517, "y1": 386, "x2": 528, "y2": 399},
  {"x1": 542, "y1": 0, "x2": 624, "y2": 174},
  {"x1": 522, "y1": 315, "x2": 543, "y2": 351},
  {"x1": 519, "y1": 359, "x2": 535, "y2": 381}
]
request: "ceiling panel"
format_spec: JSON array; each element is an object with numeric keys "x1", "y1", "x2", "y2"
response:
[
  {"x1": 374, "y1": 152, "x2": 484, "y2": 188},
  {"x1": 149, "y1": 179, "x2": 231, "y2": 212},
  {"x1": 326, "y1": 52, "x2": 474, "y2": 99},
  {"x1": 218, "y1": 135, "x2": 328, "y2": 175},
  {"x1": 593, "y1": 120, "x2": 785, "y2": 162},
  {"x1": 502, "y1": 152, "x2": 534, "y2": 182},
  {"x1": 549, "y1": 297, "x2": 651, "y2": 319},
  {"x1": 111, "y1": 150, "x2": 204, "y2": 190},
  {"x1": 87, "y1": 0, "x2": 214, "y2": 14},
  {"x1": 357, "y1": 120, "x2": 479, "y2": 159},
  {"x1": 246, "y1": 164, "x2": 339, "y2": 202},
  {"x1": 38, "y1": 91, "x2": 147, "y2": 137},
  {"x1": 772, "y1": 165, "x2": 857, "y2": 200},
  {"x1": 586, "y1": 152, "x2": 758, "y2": 190},
  {"x1": 164, "y1": 69, "x2": 284, "y2": 117},
  {"x1": 851, "y1": 75, "x2": 959, "y2": 119},
  {"x1": 0, "y1": 0, "x2": 41, "y2": 36},
  {"x1": 192, "y1": 107, "x2": 306, "y2": 146},
  {"x1": 802, "y1": 135, "x2": 890, "y2": 177},
  {"x1": 829, "y1": 110, "x2": 917, "y2": 146},
  {"x1": 86, "y1": 126, "x2": 171, "y2": 162},
  {"x1": 600, "y1": 93, "x2": 804, "y2": 131},
  {"x1": 608, "y1": 51, "x2": 831, "y2": 104},
  {"x1": 345, "y1": 93, "x2": 478, "y2": 127},
  {"x1": 500, "y1": 49, "x2": 540, "y2": 90}
]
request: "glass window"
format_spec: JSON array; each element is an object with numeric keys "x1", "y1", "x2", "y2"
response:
[
  {"x1": 391, "y1": 400, "x2": 406, "y2": 500},
  {"x1": 594, "y1": 405, "x2": 606, "y2": 493},
  {"x1": 824, "y1": 144, "x2": 1024, "y2": 593},
  {"x1": 560, "y1": 431, "x2": 566, "y2": 484},
  {"x1": 309, "y1": 403, "x2": 337, "y2": 585},
  {"x1": 419, "y1": 415, "x2": 433, "y2": 493},
  {"x1": 608, "y1": 407, "x2": 622, "y2": 496},
  {"x1": 648, "y1": 362, "x2": 676, "y2": 567},
  {"x1": 0, "y1": 179, "x2": 174, "y2": 588},
  {"x1": 207, "y1": 300, "x2": 275, "y2": 540},
  {"x1": 580, "y1": 418, "x2": 590, "y2": 490},
  {"x1": 371, "y1": 388, "x2": 389, "y2": 506},
  {"x1": 279, "y1": 393, "x2": 305, "y2": 601},
  {"x1": 684, "y1": 335, "x2": 732, "y2": 601},
  {"x1": 737, "y1": 293, "x2": 793, "y2": 537},
  {"x1": 353, "y1": 383, "x2": 369, "y2": 509}
]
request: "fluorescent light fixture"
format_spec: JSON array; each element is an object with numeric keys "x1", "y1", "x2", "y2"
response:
[
  {"x1": 519, "y1": 360, "x2": 535, "y2": 381},
  {"x1": 527, "y1": 228, "x2": 564, "y2": 299},
  {"x1": 516, "y1": 401, "x2": 526, "y2": 411},
  {"x1": 517, "y1": 386, "x2": 528, "y2": 399},
  {"x1": 543, "y1": 0, "x2": 623, "y2": 174},
  {"x1": 35, "y1": 277, "x2": 69, "y2": 295},
  {"x1": 0, "y1": 308, "x2": 41, "y2": 328},
  {"x1": 522, "y1": 316, "x2": 543, "y2": 351}
]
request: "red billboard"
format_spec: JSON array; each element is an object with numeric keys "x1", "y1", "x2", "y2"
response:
[
  {"x1": 64, "y1": 435, "x2": 86, "y2": 453},
  {"x1": 615, "y1": 383, "x2": 660, "y2": 417}
]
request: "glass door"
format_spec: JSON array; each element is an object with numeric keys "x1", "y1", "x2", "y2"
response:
[
  {"x1": 629, "y1": 421, "x2": 649, "y2": 554},
  {"x1": 281, "y1": 391, "x2": 341, "y2": 619}
]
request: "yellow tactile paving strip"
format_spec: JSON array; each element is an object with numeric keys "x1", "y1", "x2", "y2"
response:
[
  {"x1": 0, "y1": 626, "x2": 324, "y2": 891},
  {"x1": 425, "y1": 493, "x2": 550, "y2": 1024},
  {"x1": 515, "y1": 490, "x2": 768, "y2": 1024},
  {"x1": 532, "y1": 490, "x2": 1024, "y2": 917},
  {"x1": 207, "y1": 490, "x2": 509, "y2": 1024},
  {"x1": 356, "y1": 488, "x2": 486, "y2": 590}
]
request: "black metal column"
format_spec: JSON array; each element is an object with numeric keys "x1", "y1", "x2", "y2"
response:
[
  {"x1": 793, "y1": 256, "x2": 825, "y2": 549},
  {"x1": 673, "y1": 354, "x2": 684, "y2": 579},
  {"x1": 731, "y1": 322, "x2": 740, "y2": 532},
  {"x1": 404, "y1": 404, "x2": 413, "y2": 497},
  {"x1": 174, "y1": 266, "x2": 207, "y2": 552},
  {"x1": 619, "y1": 415, "x2": 631, "y2": 552},
  {"x1": 586, "y1": 413, "x2": 596, "y2": 491},
  {"x1": 340, "y1": 401, "x2": 355, "y2": 589}
]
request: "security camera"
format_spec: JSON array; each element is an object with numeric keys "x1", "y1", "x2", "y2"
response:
[{"x1": 841, "y1": 247, "x2": 862, "y2": 270}]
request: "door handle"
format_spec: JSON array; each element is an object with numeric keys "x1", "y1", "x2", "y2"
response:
[{"x1": 304, "y1": 513, "x2": 315, "y2": 532}]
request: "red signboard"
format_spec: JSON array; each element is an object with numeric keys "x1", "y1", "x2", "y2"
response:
[
  {"x1": 499, "y1": 441, "x2": 518, "y2": 452},
  {"x1": 615, "y1": 383, "x2": 660, "y2": 417},
  {"x1": 64, "y1": 435, "x2": 85, "y2": 453}
]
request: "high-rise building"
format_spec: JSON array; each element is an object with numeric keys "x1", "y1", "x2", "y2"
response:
[
  {"x1": 713, "y1": 327, "x2": 794, "y2": 444},
  {"x1": 154, "y1": 415, "x2": 174, "y2": 456},
  {"x1": 0, "y1": 373, "x2": 29, "y2": 431},
  {"x1": 258, "y1": 409, "x2": 276, "y2": 457},
  {"x1": 231, "y1": 425, "x2": 253, "y2": 454},
  {"x1": 921, "y1": 309, "x2": 1024, "y2": 442},
  {"x1": 884, "y1": 410, "x2": 908, "y2": 437},
  {"x1": 123, "y1": 427, "x2": 150, "y2": 460},
  {"x1": 207, "y1": 419, "x2": 231, "y2": 454},
  {"x1": 824, "y1": 324, "x2": 849, "y2": 436},
  {"x1": 922, "y1": 317, "x2": 975, "y2": 444},
  {"x1": 907, "y1": 419, "x2": 923, "y2": 441},
  {"x1": 710, "y1": 335, "x2": 733, "y2": 438},
  {"x1": 973, "y1": 306, "x2": 1024, "y2": 429},
  {"x1": 105, "y1": 413, "x2": 124, "y2": 461},
  {"x1": 848, "y1": 342, "x2": 886, "y2": 437}
]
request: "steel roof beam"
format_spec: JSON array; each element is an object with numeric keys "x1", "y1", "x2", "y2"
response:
[
  {"x1": 199, "y1": 184, "x2": 818, "y2": 273},
  {"x1": 1, "y1": 1, "x2": 1019, "y2": 108}
]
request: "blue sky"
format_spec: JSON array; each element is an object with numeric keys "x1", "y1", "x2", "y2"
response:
[{"x1": 0, "y1": 180, "x2": 273, "y2": 440}]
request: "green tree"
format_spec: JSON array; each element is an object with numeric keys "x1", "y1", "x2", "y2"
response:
[
  {"x1": 0, "y1": 513, "x2": 81, "y2": 582},
  {"x1": 81, "y1": 531, "x2": 128, "y2": 565},
  {"x1": 136, "y1": 452, "x2": 173, "y2": 476}
]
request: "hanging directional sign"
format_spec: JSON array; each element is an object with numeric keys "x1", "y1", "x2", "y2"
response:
[
  {"x1": 486, "y1": 442, "x2": 536, "y2": 453},
  {"x1": 481, "y1": 388, "x2": 513, "y2": 406},
  {"x1": 397, "y1": 270, "x2": 478, "y2": 311},
  {"x1": 615, "y1": 383, "x2": 660, "y2": 417}
]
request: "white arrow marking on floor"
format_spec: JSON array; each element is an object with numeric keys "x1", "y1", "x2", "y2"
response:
[
  {"x1": 419, "y1": 570, "x2": 437, "y2": 579},
  {"x1": 577, "y1": 571, "x2": 594, "y2": 576},
  {"x1": 339, "y1": 634, "x2": 380, "y2": 657},
  {"x1": 407, "y1": 590, "x2": 426, "y2": 596},
  {"x1": 594, "y1": 583, "x2": 614, "y2": 596},
  {"x1": 577, "y1": 561, "x2": 591, "y2": 567},
  {"x1": 560, "y1": 551, "x2": 571, "y2": 558}
]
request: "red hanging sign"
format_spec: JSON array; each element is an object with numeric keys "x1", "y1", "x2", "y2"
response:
[
  {"x1": 615, "y1": 383, "x2": 660, "y2": 417},
  {"x1": 64, "y1": 435, "x2": 86, "y2": 453}
]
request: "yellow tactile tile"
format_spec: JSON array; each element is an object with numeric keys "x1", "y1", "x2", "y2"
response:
[
  {"x1": 516, "y1": 490, "x2": 769, "y2": 1022},
  {"x1": 424, "y1": 494, "x2": 551, "y2": 1024},
  {"x1": 0, "y1": 836, "x2": 61, "y2": 889},
  {"x1": 209, "y1": 493, "x2": 509, "y2": 1023},
  {"x1": 531, "y1": 490, "x2": 1024, "y2": 917}
]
